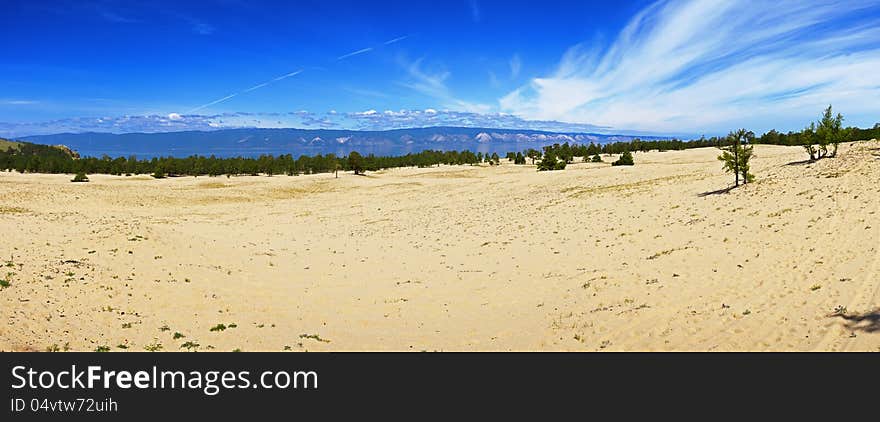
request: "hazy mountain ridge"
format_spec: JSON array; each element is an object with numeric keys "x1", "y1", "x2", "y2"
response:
[{"x1": 20, "y1": 127, "x2": 668, "y2": 158}]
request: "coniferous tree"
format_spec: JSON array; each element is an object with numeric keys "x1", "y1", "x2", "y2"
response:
[
  {"x1": 537, "y1": 151, "x2": 567, "y2": 171},
  {"x1": 536, "y1": 152, "x2": 557, "y2": 171},
  {"x1": 816, "y1": 105, "x2": 848, "y2": 158},
  {"x1": 612, "y1": 150, "x2": 634, "y2": 166},
  {"x1": 348, "y1": 151, "x2": 365, "y2": 175},
  {"x1": 525, "y1": 149, "x2": 541, "y2": 165},
  {"x1": 717, "y1": 129, "x2": 754, "y2": 186}
]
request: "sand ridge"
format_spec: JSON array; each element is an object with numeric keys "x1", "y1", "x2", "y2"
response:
[{"x1": 1, "y1": 141, "x2": 878, "y2": 351}]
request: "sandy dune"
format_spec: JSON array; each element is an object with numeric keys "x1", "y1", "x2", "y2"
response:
[{"x1": 1, "y1": 141, "x2": 879, "y2": 351}]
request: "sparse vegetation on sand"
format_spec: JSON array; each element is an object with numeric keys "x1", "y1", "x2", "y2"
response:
[{"x1": 299, "y1": 334, "x2": 331, "y2": 343}]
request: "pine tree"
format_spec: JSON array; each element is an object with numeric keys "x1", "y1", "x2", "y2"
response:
[
  {"x1": 816, "y1": 105, "x2": 848, "y2": 158},
  {"x1": 525, "y1": 149, "x2": 541, "y2": 165},
  {"x1": 348, "y1": 151, "x2": 365, "y2": 175},
  {"x1": 612, "y1": 150, "x2": 634, "y2": 166},
  {"x1": 71, "y1": 172, "x2": 89, "y2": 182},
  {"x1": 802, "y1": 122, "x2": 818, "y2": 160},
  {"x1": 537, "y1": 152, "x2": 566, "y2": 171},
  {"x1": 537, "y1": 152, "x2": 557, "y2": 171},
  {"x1": 717, "y1": 129, "x2": 754, "y2": 186}
]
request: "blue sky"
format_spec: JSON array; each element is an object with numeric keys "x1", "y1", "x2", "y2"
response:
[{"x1": 2, "y1": 0, "x2": 879, "y2": 138}]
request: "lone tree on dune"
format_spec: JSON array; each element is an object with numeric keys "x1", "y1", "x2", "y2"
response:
[
  {"x1": 348, "y1": 151, "x2": 365, "y2": 175},
  {"x1": 816, "y1": 104, "x2": 848, "y2": 158},
  {"x1": 717, "y1": 128, "x2": 754, "y2": 187}
]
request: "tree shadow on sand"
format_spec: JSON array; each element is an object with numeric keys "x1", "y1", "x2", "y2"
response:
[
  {"x1": 697, "y1": 186, "x2": 737, "y2": 197},
  {"x1": 833, "y1": 308, "x2": 880, "y2": 333},
  {"x1": 785, "y1": 158, "x2": 816, "y2": 166}
]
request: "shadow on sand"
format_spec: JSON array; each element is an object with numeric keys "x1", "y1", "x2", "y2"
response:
[
  {"x1": 785, "y1": 158, "x2": 816, "y2": 166},
  {"x1": 833, "y1": 308, "x2": 880, "y2": 333},
  {"x1": 697, "y1": 186, "x2": 737, "y2": 197}
]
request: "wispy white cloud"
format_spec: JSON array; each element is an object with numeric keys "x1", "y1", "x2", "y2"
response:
[
  {"x1": 400, "y1": 58, "x2": 491, "y2": 113},
  {"x1": 509, "y1": 54, "x2": 521, "y2": 79},
  {"x1": 0, "y1": 99, "x2": 40, "y2": 105},
  {"x1": 500, "y1": 0, "x2": 880, "y2": 133},
  {"x1": 488, "y1": 71, "x2": 501, "y2": 88}
]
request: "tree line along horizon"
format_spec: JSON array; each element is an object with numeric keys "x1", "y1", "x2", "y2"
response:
[{"x1": 0, "y1": 105, "x2": 875, "y2": 182}]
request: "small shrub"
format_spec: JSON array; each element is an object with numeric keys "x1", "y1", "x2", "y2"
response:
[
  {"x1": 144, "y1": 343, "x2": 163, "y2": 352},
  {"x1": 299, "y1": 333, "x2": 330, "y2": 343},
  {"x1": 71, "y1": 172, "x2": 89, "y2": 183},
  {"x1": 591, "y1": 154, "x2": 603, "y2": 163},
  {"x1": 180, "y1": 341, "x2": 200, "y2": 350}
]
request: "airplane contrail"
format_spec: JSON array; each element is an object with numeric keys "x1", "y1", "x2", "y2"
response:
[
  {"x1": 185, "y1": 34, "x2": 410, "y2": 114},
  {"x1": 384, "y1": 35, "x2": 409, "y2": 45},
  {"x1": 337, "y1": 47, "x2": 374, "y2": 61},
  {"x1": 187, "y1": 69, "x2": 304, "y2": 113}
]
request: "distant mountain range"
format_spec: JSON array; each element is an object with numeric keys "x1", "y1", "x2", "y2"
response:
[{"x1": 21, "y1": 127, "x2": 670, "y2": 158}]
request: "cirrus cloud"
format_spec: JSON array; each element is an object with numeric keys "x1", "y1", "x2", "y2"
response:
[{"x1": 499, "y1": 0, "x2": 880, "y2": 134}]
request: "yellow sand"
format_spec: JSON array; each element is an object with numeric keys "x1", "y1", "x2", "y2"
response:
[{"x1": 1, "y1": 141, "x2": 878, "y2": 351}]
